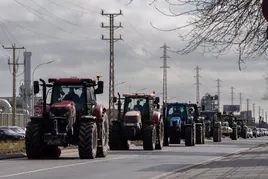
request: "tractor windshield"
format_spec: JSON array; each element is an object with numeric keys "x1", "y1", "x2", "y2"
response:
[
  {"x1": 51, "y1": 85, "x2": 88, "y2": 110},
  {"x1": 201, "y1": 112, "x2": 214, "y2": 122},
  {"x1": 124, "y1": 97, "x2": 149, "y2": 116},
  {"x1": 166, "y1": 105, "x2": 187, "y2": 121}
]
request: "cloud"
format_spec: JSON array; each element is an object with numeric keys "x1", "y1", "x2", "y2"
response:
[{"x1": 0, "y1": 0, "x2": 267, "y2": 120}]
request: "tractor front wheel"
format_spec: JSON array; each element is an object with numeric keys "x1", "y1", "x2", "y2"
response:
[
  {"x1": 78, "y1": 122, "x2": 98, "y2": 159},
  {"x1": 155, "y1": 120, "x2": 164, "y2": 150},
  {"x1": 195, "y1": 123, "x2": 203, "y2": 144},
  {"x1": 143, "y1": 125, "x2": 156, "y2": 150},
  {"x1": 25, "y1": 121, "x2": 43, "y2": 159},
  {"x1": 97, "y1": 112, "x2": 109, "y2": 158}
]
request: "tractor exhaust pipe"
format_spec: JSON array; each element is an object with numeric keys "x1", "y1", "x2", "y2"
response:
[{"x1": 39, "y1": 78, "x2": 47, "y2": 116}]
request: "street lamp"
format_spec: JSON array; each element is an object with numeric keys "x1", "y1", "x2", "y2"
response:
[
  {"x1": 135, "y1": 88, "x2": 147, "y2": 93},
  {"x1": 31, "y1": 60, "x2": 55, "y2": 115},
  {"x1": 115, "y1": 81, "x2": 126, "y2": 86}
]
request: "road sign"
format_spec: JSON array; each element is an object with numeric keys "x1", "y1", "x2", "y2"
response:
[
  {"x1": 223, "y1": 105, "x2": 240, "y2": 112},
  {"x1": 262, "y1": 0, "x2": 268, "y2": 21}
]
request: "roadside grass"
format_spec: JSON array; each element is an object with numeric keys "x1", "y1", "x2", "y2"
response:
[{"x1": 0, "y1": 140, "x2": 25, "y2": 154}]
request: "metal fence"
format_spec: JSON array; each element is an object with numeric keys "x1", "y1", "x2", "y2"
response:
[{"x1": 0, "y1": 113, "x2": 28, "y2": 127}]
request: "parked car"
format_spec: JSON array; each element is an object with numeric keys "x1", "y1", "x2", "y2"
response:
[
  {"x1": 6, "y1": 126, "x2": 25, "y2": 136},
  {"x1": 247, "y1": 128, "x2": 253, "y2": 138},
  {"x1": 0, "y1": 128, "x2": 24, "y2": 141},
  {"x1": 0, "y1": 126, "x2": 25, "y2": 138}
]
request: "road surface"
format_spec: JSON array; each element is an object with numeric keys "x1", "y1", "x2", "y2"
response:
[{"x1": 0, "y1": 137, "x2": 267, "y2": 179}]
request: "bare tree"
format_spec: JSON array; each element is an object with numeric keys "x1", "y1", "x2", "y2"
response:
[{"x1": 129, "y1": 0, "x2": 268, "y2": 70}]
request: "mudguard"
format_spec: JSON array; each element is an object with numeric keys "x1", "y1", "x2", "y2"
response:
[
  {"x1": 93, "y1": 104, "x2": 105, "y2": 121},
  {"x1": 153, "y1": 111, "x2": 161, "y2": 124}
]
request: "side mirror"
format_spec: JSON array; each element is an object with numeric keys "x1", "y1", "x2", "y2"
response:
[
  {"x1": 95, "y1": 81, "x2": 104, "y2": 94},
  {"x1": 113, "y1": 97, "x2": 117, "y2": 103},
  {"x1": 33, "y1": 81, "x2": 40, "y2": 94},
  {"x1": 154, "y1": 97, "x2": 160, "y2": 104}
]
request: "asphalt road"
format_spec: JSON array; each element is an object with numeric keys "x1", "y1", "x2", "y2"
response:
[{"x1": 0, "y1": 137, "x2": 267, "y2": 179}]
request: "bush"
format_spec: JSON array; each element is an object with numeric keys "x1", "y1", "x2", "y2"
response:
[{"x1": 0, "y1": 140, "x2": 25, "y2": 154}]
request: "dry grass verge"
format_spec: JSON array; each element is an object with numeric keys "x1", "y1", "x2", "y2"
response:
[{"x1": 0, "y1": 140, "x2": 25, "y2": 155}]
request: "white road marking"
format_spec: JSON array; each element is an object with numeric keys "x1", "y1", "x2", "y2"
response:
[
  {"x1": 0, "y1": 155, "x2": 138, "y2": 178},
  {"x1": 147, "y1": 148, "x2": 251, "y2": 179}
]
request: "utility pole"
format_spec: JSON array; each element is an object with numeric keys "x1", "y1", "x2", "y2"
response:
[
  {"x1": 246, "y1": 98, "x2": 249, "y2": 120},
  {"x1": 216, "y1": 78, "x2": 221, "y2": 111},
  {"x1": 239, "y1": 92, "x2": 242, "y2": 111},
  {"x1": 259, "y1": 106, "x2": 261, "y2": 126},
  {"x1": 231, "y1": 86, "x2": 234, "y2": 105},
  {"x1": 253, "y1": 103, "x2": 255, "y2": 120},
  {"x1": 2, "y1": 44, "x2": 25, "y2": 126},
  {"x1": 160, "y1": 43, "x2": 170, "y2": 105},
  {"x1": 262, "y1": 109, "x2": 264, "y2": 120},
  {"x1": 194, "y1": 66, "x2": 201, "y2": 104},
  {"x1": 265, "y1": 111, "x2": 267, "y2": 127},
  {"x1": 101, "y1": 10, "x2": 123, "y2": 122}
]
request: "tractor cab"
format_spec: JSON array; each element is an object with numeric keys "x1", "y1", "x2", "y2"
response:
[
  {"x1": 163, "y1": 103, "x2": 189, "y2": 125},
  {"x1": 121, "y1": 93, "x2": 160, "y2": 125}
]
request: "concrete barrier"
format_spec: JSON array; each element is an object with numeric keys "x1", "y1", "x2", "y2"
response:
[{"x1": 0, "y1": 113, "x2": 28, "y2": 127}]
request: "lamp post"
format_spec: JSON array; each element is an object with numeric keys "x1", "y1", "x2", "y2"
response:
[
  {"x1": 135, "y1": 88, "x2": 147, "y2": 93},
  {"x1": 115, "y1": 81, "x2": 126, "y2": 86},
  {"x1": 31, "y1": 60, "x2": 55, "y2": 115}
]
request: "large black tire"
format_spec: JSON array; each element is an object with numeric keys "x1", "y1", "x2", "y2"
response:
[
  {"x1": 78, "y1": 122, "x2": 98, "y2": 159},
  {"x1": 185, "y1": 125, "x2": 195, "y2": 146},
  {"x1": 202, "y1": 123, "x2": 205, "y2": 144},
  {"x1": 43, "y1": 146, "x2": 61, "y2": 158},
  {"x1": 155, "y1": 120, "x2": 164, "y2": 150},
  {"x1": 163, "y1": 128, "x2": 169, "y2": 146},
  {"x1": 143, "y1": 125, "x2": 156, "y2": 150},
  {"x1": 195, "y1": 123, "x2": 202, "y2": 144},
  {"x1": 242, "y1": 129, "x2": 247, "y2": 139},
  {"x1": 25, "y1": 121, "x2": 43, "y2": 159},
  {"x1": 109, "y1": 122, "x2": 129, "y2": 150},
  {"x1": 170, "y1": 128, "x2": 181, "y2": 144},
  {"x1": 213, "y1": 127, "x2": 220, "y2": 142},
  {"x1": 96, "y1": 112, "x2": 109, "y2": 158},
  {"x1": 231, "y1": 127, "x2": 238, "y2": 140}
]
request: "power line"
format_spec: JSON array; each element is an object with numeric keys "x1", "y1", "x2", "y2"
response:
[
  {"x1": 2, "y1": 44, "x2": 25, "y2": 126},
  {"x1": 194, "y1": 66, "x2": 201, "y2": 104},
  {"x1": 101, "y1": 10, "x2": 123, "y2": 123},
  {"x1": 46, "y1": 0, "x2": 92, "y2": 14},
  {"x1": 160, "y1": 43, "x2": 170, "y2": 104}
]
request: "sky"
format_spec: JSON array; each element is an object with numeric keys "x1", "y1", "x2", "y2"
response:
[{"x1": 0, "y1": 0, "x2": 267, "y2": 119}]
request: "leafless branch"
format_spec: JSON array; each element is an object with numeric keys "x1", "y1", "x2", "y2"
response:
[{"x1": 150, "y1": 0, "x2": 267, "y2": 70}]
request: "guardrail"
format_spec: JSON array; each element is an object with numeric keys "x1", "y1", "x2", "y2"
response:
[{"x1": 0, "y1": 113, "x2": 28, "y2": 127}]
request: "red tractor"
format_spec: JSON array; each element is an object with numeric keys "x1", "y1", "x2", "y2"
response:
[
  {"x1": 25, "y1": 76, "x2": 108, "y2": 159},
  {"x1": 109, "y1": 92, "x2": 164, "y2": 150}
]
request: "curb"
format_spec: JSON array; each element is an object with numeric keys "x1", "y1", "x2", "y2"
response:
[
  {"x1": 148, "y1": 143, "x2": 267, "y2": 179},
  {"x1": 0, "y1": 153, "x2": 25, "y2": 160}
]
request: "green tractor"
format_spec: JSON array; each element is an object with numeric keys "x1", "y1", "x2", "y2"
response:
[
  {"x1": 221, "y1": 112, "x2": 238, "y2": 140},
  {"x1": 201, "y1": 111, "x2": 222, "y2": 142}
]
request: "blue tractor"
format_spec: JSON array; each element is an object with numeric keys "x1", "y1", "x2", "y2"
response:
[{"x1": 163, "y1": 102, "x2": 205, "y2": 146}]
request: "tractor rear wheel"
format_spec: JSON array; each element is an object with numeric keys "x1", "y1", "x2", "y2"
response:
[
  {"x1": 78, "y1": 122, "x2": 98, "y2": 159},
  {"x1": 43, "y1": 146, "x2": 61, "y2": 158},
  {"x1": 109, "y1": 122, "x2": 129, "y2": 150},
  {"x1": 155, "y1": 120, "x2": 164, "y2": 150},
  {"x1": 25, "y1": 121, "x2": 43, "y2": 159},
  {"x1": 202, "y1": 123, "x2": 205, "y2": 144},
  {"x1": 185, "y1": 125, "x2": 195, "y2": 146},
  {"x1": 231, "y1": 127, "x2": 238, "y2": 140},
  {"x1": 195, "y1": 123, "x2": 202, "y2": 144},
  {"x1": 143, "y1": 125, "x2": 156, "y2": 150},
  {"x1": 213, "y1": 127, "x2": 220, "y2": 142},
  {"x1": 163, "y1": 128, "x2": 169, "y2": 146},
  {"x1": 97, "y1": 112, "x2": 109, "y2": 158}
]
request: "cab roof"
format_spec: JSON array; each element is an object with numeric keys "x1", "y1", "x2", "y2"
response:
[
  {"x1": 48, "y1": 77, "x2": 96, "y2": 85},
  {"x1": 123, "y1": 93, "x2": 156, "y2": 98},
  {"x1": 166, "y1": 102, "x2": 188, "y2": 105}
]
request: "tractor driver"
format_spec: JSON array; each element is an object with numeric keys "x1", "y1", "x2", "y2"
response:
[
  {"x1": 63, "y1": 88, "x2": 81, "y2": 104},
  {"x1": 134, "y1": 100, "x2": 143, "y2": 114}
]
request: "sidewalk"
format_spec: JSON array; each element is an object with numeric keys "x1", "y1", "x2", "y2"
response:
[{"x1": 165, "y1": 143, "x2": 268, "y2": 179}]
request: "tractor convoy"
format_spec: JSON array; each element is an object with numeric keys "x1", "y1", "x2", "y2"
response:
[{"x1": 26, "y1": 77, "x2": 252, "y2": 160}]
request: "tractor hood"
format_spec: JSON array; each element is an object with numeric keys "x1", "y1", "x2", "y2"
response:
[{"x1": 51, "y1": 100, "x2": 75, "y2": 108}]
